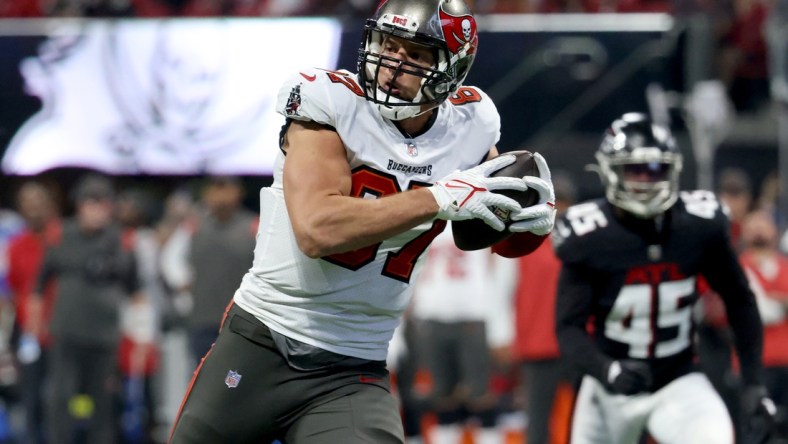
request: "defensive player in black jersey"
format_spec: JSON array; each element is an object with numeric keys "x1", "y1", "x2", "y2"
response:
[{"x1": 554, "y1": 113, "x2": 775, "y2": 444}]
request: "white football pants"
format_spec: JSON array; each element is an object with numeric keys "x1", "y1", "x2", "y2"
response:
[{"x1": 571, "y1": 372, "x2": 733, "y2": 444}]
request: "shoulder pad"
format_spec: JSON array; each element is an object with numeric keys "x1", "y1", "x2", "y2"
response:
[
  {"x1": 276, "y1": 68, "x2": 365, "y2": 127},
  {"x1": 677, "y1": 190, "x2": 728, "y2": 221},
  {"x1": 448, "y1": 86, "x2": 500, "y2": 141},
  {"x1": 553, "y1": 200, "x2": 610, "y2": 264}
]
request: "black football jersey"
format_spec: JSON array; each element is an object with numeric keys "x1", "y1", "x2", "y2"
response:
[{"x1": 554, "y1": 191, "x2": 763, "y2": 391}]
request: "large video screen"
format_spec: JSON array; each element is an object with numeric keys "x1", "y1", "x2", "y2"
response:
[{"x1": 0, "y1": 18, "x2": 342, "y2": 175}]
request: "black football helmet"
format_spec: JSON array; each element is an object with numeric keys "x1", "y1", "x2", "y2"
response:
[
  {"x1": 358, "y1": 0, "x2": 478, "y2": 120},
  {"x1": 595, "y1": 113, "x2": 683, "y2": 218}
]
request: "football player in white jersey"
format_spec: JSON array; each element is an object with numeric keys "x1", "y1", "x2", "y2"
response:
[
  {"x1": 554, "y1": 113, "x2": 775, "y2": 444},
  {"x1": 410, "y1": 224, "x2": 517, "y2": 444},
  {"x1": 167, "y1": 1, "x2": 556, "y2": 443}
]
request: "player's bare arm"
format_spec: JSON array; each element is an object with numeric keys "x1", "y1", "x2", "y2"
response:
[
  {"x1": 486, "y1": 147, "x2": 500, "y2": 160},
  {"x1": 283, "y1": 119, "x2": 440, "y2": 258}
]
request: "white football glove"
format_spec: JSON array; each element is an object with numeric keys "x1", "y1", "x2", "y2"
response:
[
  {"x1": 429, "y1": 155, "x2": 527, "y2": 232},
  {"x1": 509, "y1": 153, "x2": 556, "y2": 236}
]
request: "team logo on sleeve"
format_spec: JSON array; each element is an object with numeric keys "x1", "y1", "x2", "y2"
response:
[
  {"x1": 285, "y1": 84, "x2": 303, "y2": 117},
  {"x1": 225, "y1": 370, "x2": 242, "y2": 388}
]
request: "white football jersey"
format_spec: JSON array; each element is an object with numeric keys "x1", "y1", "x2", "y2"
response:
[
  {"x1": 234, "y1": 68, "x2": 501, "y2": 361},
  {"x1": 412, "y1": 224, "x2": 516, "y2": 315},
  {"x1": 411, "y1": 224, "x2": 517, "y2": 346}
]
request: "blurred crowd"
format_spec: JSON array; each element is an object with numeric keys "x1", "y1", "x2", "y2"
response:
[
  {"x1": 0, "y1": 0, "x2": 774, "y2": 19},
  {"x1": 0, "y1": 161, "x2": 785, "y2": 444},
  {"x1": 0, "y1": 0, "x2": 371, "y2": 18},
  {"x1": 0, "y1": 0, "x2": 779, "y2": 119},
  {"x1": 0, "y1": 173, "x2": 258, "y2": 443}
]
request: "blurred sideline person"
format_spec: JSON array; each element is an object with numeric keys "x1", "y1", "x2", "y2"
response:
[
  {"x1": 385, "y1": 313, "x2": 427, "y2": 444},
  {"x1": 181, "y1": 176, "x2": 257, "y2": 364},
  {"x1": 740, "y1": 210, "x2": 788, "y2": 440},
  {"x1": 513, "y1": 172, "x2": 579, "y2": 444},
  {"x1": 409, "y1": 224, "x2": 517, "y2": 444},
  {"x1": 6, "y1": 181, "x2": 61, "y2": 444},
  {"x1": 716, "y1": 168, "x2": 753, "y2": 251},
  {"x1": 155, "y1": 188, "x2": 197, "y2": 436},
  {"x1": 168, "y1": 0, "x2": 556, "y2": 442},
  {"x1": 554, "y1": 113, "x2": 775, "y2": 444},
  {"x1": 30, "y1": 174, "x2": 141, "y2": 444},
  {"x1": 116, "y1": 187, "x2": 163, "y2": 443},
  {"x1": 695, "y1": 167, "x2": 756, "y2": 440},
  {"x1": 0, "y1": 200, "x2": 24, "y2": 441}
]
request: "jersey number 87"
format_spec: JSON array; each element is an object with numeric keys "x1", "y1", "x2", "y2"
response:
[{"x1": 322, "y1": 166, "x2": 446, "y2": 283}]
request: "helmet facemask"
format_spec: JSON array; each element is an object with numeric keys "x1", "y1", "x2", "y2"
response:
[
  {"x1": 596, "y1": 147, "x2": 683, "y2": 219},
  {"x1": 360, "y1": 26, "x2": 453, "y2": 120},
  {"x1": 357, "y1": 0, "x2": 478, "y2": 121}
]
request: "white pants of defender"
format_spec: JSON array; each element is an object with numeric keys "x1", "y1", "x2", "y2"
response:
[{"x1": 571, "y1": 372, "x2": 733, "y2": 444}]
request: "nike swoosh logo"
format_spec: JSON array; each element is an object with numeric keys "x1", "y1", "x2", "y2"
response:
[
  {"x1": 445, "y1": 179, "x2": 486, "y2": 193},
  {"x1": 300, "y1": 72, "x2": 317, "y2": 82},
  {"x1": 445, "y1": 179, "x2": 487, "y2": 208}
]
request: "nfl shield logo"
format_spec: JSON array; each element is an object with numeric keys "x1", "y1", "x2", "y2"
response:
[
  {"x1": 225, "y1": 370, "x2": 242, "y2": 388},
  {"x1": 406, "y1": 142, "x2": 418, "y2": 158}
]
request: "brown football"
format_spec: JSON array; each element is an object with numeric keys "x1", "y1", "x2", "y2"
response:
[{"x1": 452, "y1": 150, "x2": 541, "y2": 251}]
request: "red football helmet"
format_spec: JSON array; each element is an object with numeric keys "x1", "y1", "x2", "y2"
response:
[{"x1": 357, "y1": 0, "x2": 478, "y2": 120}]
